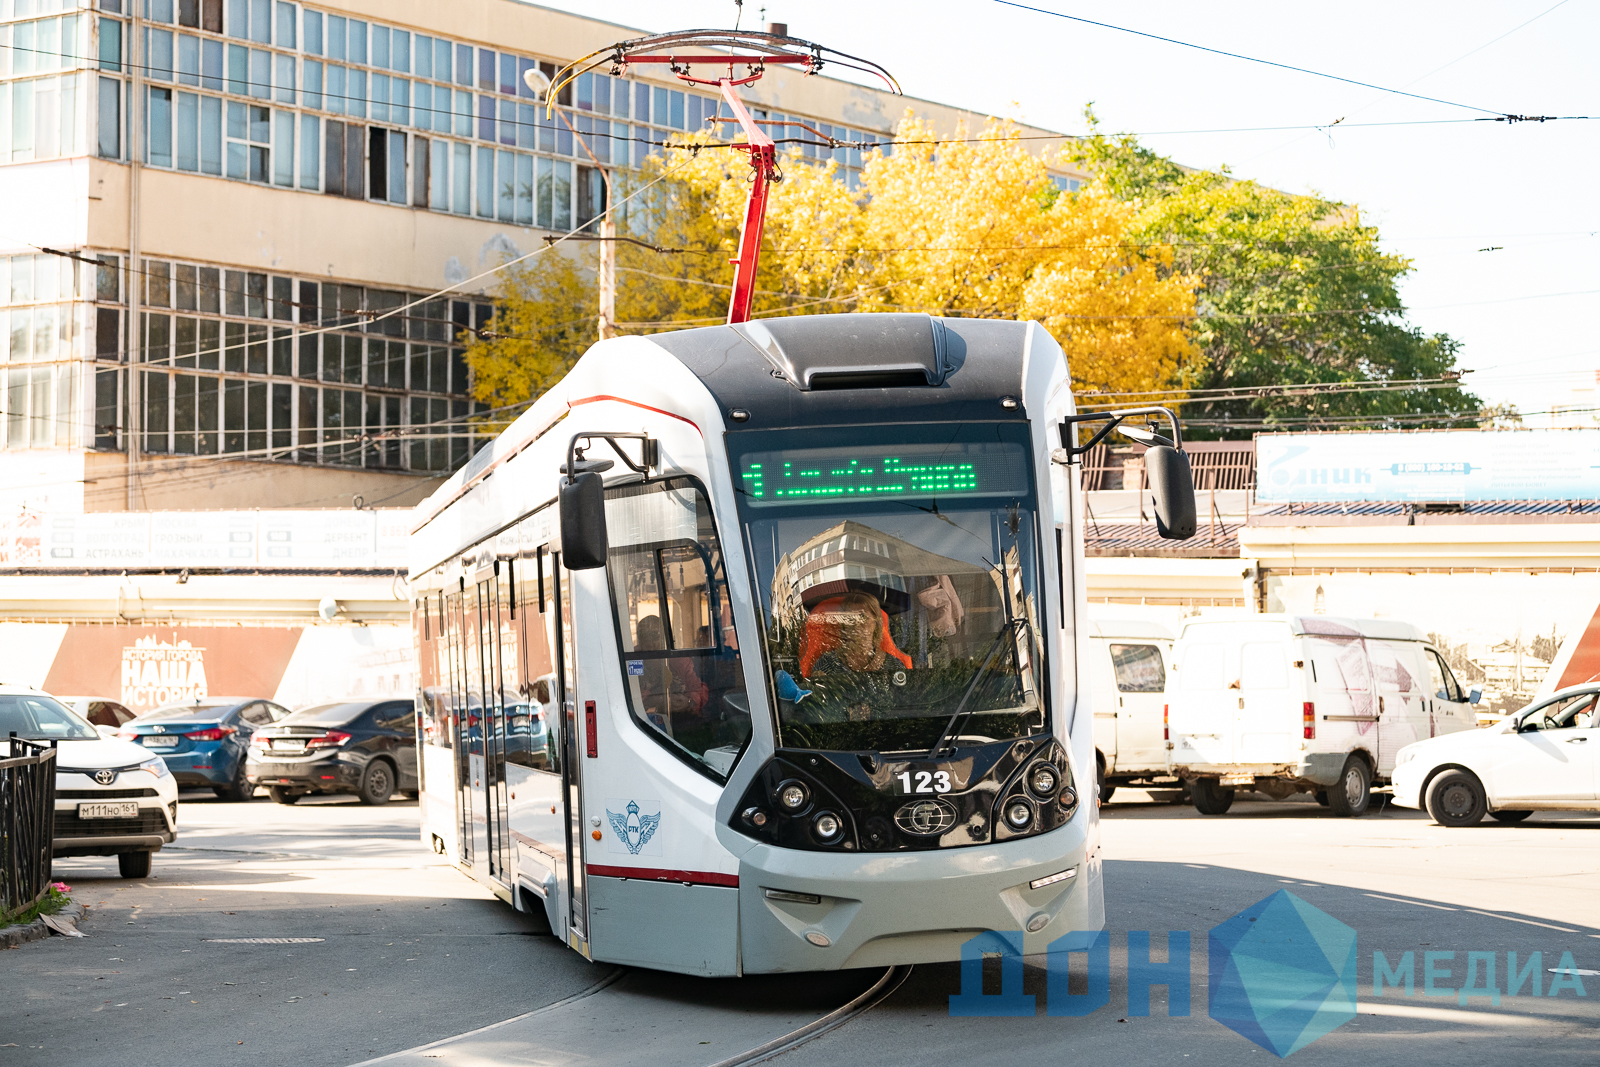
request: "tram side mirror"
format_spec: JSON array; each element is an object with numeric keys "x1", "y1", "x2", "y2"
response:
[
  {"x1": 560, "y1": 472, "x2": 609, "y2": 570},
  {"x1": 1469, "y1": 688, "x2": 1482, "y2": 705},
  {"x1": 1145, "y1": 446, "x2": 1196, "y2": 540}
]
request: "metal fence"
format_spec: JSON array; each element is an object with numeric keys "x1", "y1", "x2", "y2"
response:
[
  {"x1": 1, "y1": 735, "x2": 56, "y2": 924},
  {"x1": 1080, "y1": 442, "x2": 1256, "y2": 492}
]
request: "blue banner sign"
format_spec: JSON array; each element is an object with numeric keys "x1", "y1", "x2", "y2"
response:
[{"x1": 1255, "y1": 430, "x2": 1600, "y2": 503}]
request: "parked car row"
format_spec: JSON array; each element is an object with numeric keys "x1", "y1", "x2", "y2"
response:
[
  {"x1": 119, "y1": 698, "x2": 293, "y2": 800},
  {"x1": 1, "y1": 684, "x2": 178, "y2": 880},
  {"x1": 0, "y1": 683, "x2": 419, "y2": 880},
  {"x1": 1087, "y1": 614, "x2": 1581, "y2": 826},
  {"x1": 245, "y1": 699, "x2": 419, "y2": 805}
]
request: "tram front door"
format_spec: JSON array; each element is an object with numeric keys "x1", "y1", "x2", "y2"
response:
[{"x1": 552, "y1": 554, "x2": 588, "y2": 949}]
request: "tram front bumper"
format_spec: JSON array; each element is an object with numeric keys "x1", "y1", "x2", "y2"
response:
[{"x1": 736, "y1": 817, "x2": 1101, "y2": 974}]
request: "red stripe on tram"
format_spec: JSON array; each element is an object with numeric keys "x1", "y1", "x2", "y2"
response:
[
  {"x1": 568, "y1": 394, "x2": 703, "y2": 434},
  {"x1": 587, "y1": 864, "x2": 739, "y2": 888}
]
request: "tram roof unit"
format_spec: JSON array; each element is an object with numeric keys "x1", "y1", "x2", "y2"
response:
[{"x1": 407, "y1": 313, "x2": 1065, "y2": 579}]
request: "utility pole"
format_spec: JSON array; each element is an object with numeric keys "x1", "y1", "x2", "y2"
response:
[{"x1": 533, "y1": 67, "x2": 616, "y2": 341}]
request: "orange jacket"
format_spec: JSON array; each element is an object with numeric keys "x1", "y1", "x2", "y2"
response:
[{"x1": 799, "y1": 597, "x2": 914, "y2": 677}]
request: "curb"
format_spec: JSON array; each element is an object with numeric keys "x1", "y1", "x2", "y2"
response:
[{"x1": 0, "y1": 903, "x2": 90, "y2": 950}]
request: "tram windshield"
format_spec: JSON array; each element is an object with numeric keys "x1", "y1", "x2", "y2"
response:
[{"x1": 732, "y1": 423, "x2": 1047, "y2": 753}]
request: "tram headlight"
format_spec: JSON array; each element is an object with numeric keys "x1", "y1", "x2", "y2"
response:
[
  {"x1": 776, "y1": 779, "x2": 810, "y2": 813},
  {"x1": 1059, "y1": 786, "x2": 1078, "y2": 811},
  {"x1": 1004, "y1": 799, "x2": 1035, "y2": 831},
  {"x1": 1027, "y1": 762, "x2": 1058, "y2": 798},
  {"x1": 812, "y1": 811, "x2": 843, "y2": 843}
]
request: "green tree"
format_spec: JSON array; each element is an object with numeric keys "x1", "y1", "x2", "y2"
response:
[
  {"x1": 1070, "y1": 110, "x2": 1483, "y2": 438},
  {"x1": 462, "y1": 145, "x2": 821, "y2": 409},
  {"x1": 465, "y1": 117, "x2": 1199, "y2": 407},
  {"x1": 462, "y1": 247, "x2": 595, "y2": 410}
]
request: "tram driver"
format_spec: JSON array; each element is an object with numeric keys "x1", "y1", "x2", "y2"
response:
[
  {"x1": 799, "y1": 593, "x2": 913, "y2": 676},
  {"x1": 781, "y1": 592, "x2": 913, "y2": 721}
]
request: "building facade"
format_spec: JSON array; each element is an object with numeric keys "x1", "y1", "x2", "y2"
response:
[{"x1": 0, "y1": 0, "x2": 1088, "y2": 514}]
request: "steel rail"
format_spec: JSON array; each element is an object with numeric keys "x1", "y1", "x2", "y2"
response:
[
  {"x1": 345, "y1": 966, "x2": 628, "y2": 1066},
  {"x1": 704, "y1": 965, "x2": 913, "y2": 1067}
]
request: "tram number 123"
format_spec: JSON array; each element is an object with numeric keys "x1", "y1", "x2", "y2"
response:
[{"x1": 897, "y1": 770, "x2": 953, "y2": 794}]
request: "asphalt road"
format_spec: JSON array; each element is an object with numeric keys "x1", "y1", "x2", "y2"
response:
[
  {"x1": 780, "y1": 791, "x2": 1600, "y2": 1066},
  {"x1": 5, "y1": 789, "x2": 599, "y2": 1066},
  {"x1": 7, "y1": 788, "x2": 1599, "y2": 1066}
]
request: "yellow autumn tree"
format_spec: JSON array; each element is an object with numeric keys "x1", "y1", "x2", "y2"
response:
[
  {"x1": 853, "y1": 115, "x2": 1198, "y2": 395},
  {"x1": 463, "y1": 113, "x2": 1199, "y2": 407}
]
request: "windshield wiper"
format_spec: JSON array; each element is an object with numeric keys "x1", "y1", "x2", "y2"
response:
[{"x1": 925, "y1": 617, "x2": 1024, "y2": 758}]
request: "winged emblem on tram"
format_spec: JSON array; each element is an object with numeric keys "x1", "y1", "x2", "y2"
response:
[{"x1": 607, "y1": 800, "x2": 661, "y2": 856}]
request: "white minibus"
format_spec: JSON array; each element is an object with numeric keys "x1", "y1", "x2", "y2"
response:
[
  {"x1": 1166, "y1": 615, "x2": 1477, "y2": 815},
  {"x1": 1087, "y1": 620, "x2": 1173, "y2": 803}
]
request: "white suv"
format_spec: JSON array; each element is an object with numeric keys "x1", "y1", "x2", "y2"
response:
[{"x1": 0, "y1": 685, "x2": 179, "y2": 878}]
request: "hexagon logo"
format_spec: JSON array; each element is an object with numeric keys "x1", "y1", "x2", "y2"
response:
[{"x1": 1209, "y1": 891, "x2": 1358, "y2": 1057}]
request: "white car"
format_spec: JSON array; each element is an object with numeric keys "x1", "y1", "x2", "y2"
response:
[
  {"x1": 56, "y1": 696, "x2": 139, "y2": 739},
  {"x1": 0, "y1": 685, "x2": 179, "y2": 877},
  {"x1": 1391, "y1": 684, "x2": 1600, "y2": 827}
]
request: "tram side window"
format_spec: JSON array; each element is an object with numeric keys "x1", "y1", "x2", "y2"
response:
[
  {"x1": 417, "y1": 593, "x2": 452, "y2": 749},
  {"x1": 507, "y1": 547, "x2": 559, "y2": 773},
  {"x1": 605, "y1": 477, "x2": 750, "y2": 781},
  {"x1": 419, "y1": 687, "x2": 451, "y2": 748},
  {"x1": 506, "y1": 677, "x2": 558, "y2": 772}
]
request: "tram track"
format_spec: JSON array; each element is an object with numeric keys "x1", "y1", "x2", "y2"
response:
[
  {"x1": 348, "y1": 963, "x2": 910, "y2": 1067},
  {"x1": 706, "y1": 965, "x2": 912, "y2": 1067},
  {"x1": 349, "y1": 966, "x2": 628, "y2": 1065}
]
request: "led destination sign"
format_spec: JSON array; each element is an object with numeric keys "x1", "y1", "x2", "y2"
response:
[{"x1": 738, "y1": 441, "x2": 1029, "y2": 505}]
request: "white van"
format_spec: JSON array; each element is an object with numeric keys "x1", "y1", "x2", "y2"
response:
[
  {"x1": 1166, "y1": 615, "x2": 1478, "y2": 816},
  {"x1": 1087, "y1": 620, "x2": 1175, "y2": 803}
]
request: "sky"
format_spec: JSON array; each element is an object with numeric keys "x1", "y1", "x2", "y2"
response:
[{"x1": 538, "y1": 1, "x2": 1598, "y2": 421}]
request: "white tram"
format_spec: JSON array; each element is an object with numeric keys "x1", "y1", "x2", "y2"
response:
[{"x1": 408, "y1": 313, "x2": 1195, "y2": 976}]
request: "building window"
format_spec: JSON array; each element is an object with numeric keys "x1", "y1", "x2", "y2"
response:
[
  {"x1": 368, "y1": 126, "x2": 405, "y2": 203},
  {"x1": 97, "y1": 76, "x2": 121, "y2": 158}
]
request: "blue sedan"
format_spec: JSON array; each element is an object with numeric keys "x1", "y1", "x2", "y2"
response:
[{"x1": 120, "y1": 698, "x2": 290, "y2": 801}]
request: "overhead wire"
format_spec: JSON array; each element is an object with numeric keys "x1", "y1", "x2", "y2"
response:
[
  {"x1": 1075, "y1": 375, "x2": 1468, "y2": 403},
  {"x1": 986, "y1": 0, "x2": 1526, "y2": 118},
  {"x1": 10, "y1": 27, "x2": 1572, "y2": 453},
  {"x1": 0, "y1": 155, "x2": 699, "y2": 490},
  {"x1": 5, "y1": 33, "x2": 1588, "y2": 199},
  {"x1": 1237, "y1": 0, "x2": 1575, "y2": 165},
  {"x1": 31, "y1": 149, "x2": 696, "y2": 369},
  {"x1": 1179, "y1": 405, "x2": 1566, "y2": 430}
]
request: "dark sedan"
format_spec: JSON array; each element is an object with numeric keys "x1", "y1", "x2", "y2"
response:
[
  {"x1": 119, "y1": 697, "x2": 290, "y2": 801},
  {"x1": 245, "y1": 699, "x2": 418, "y2": 805}
]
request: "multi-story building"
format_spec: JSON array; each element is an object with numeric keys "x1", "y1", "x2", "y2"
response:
[{"x1": 0, "y1": 0, "x2": 1087, "y2": 515}]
